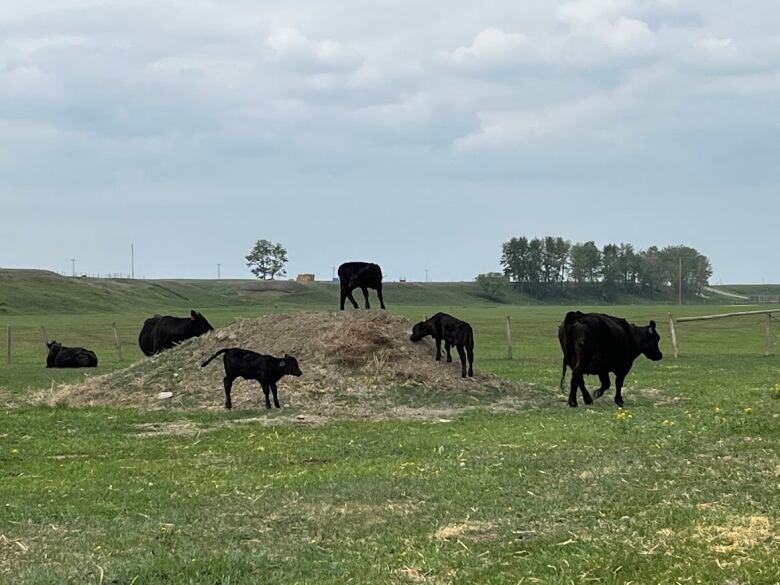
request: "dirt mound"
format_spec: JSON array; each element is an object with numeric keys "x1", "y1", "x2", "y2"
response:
[{"x1": 39, "y1": 311, "x2": 535, "y2": 418}]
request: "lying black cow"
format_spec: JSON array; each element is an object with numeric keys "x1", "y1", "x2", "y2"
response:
[
  {"x1": 201, "y1": 348, "x2": 303, "y2": 409},
  {"x1": 559, "y1": 311, "x2": 662, "y2": 408},
  {"x1": 139, "y1": 310, "x2": 213, "y2": 356},
  {"x1": 410, "y1": 312, "x2": 474, "y2": 377},
  {"x1": 338, "y1": 262, "x2": 386, "y2": 310},
  {"x1": 46, "y1": 341, "x2": 98, "y2": 368}
]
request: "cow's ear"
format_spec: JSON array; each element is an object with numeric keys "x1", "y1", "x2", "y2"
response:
[
  {"x1": 190, "y1": 310, "x2": 197, "y2": 319},
  {"x1": 649, "y1": 320, "x2": 656, "y2": 331}
]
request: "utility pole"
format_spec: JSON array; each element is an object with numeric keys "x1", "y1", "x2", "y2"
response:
[
  {"x1": 217, "y1": 263, "x2": 222, "y2": 280},
  {"x1": 678, "y1": 256, "x2": 683, "y2": 306},
  {"x1": 332, "y1": 266, "x2": 336, "y2": 281},
  {"x1": 131, "y1": 244, "x2": 135, "y2": 279},
  {"x1": 425, "y1": 269, "x2": 429, "y2": 283},
  {"x1": 70, "y1": 258, "x2": 77, "y2": 277}
]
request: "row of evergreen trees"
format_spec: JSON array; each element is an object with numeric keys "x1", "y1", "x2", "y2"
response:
[{"x1": 499, "y1": 237, "x2": 713, "y2": 298}]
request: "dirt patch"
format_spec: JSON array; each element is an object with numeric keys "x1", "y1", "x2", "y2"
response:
[
  {"x1": 432, "y1": 520, "x2": 497, "y2": 542},
  {"x1": 33, "y1": 311, "x2": 537, "y2": 421}
]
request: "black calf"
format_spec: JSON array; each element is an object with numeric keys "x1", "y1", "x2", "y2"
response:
[
  {"x1": 410, "y1": 312, "x2": 474, "y2": 377},
  {"x1": 338, "y1": 262, "x2": 386, "y2": 310},
  {"x1": 46, "y1": 341, "x2": 98, "y2": 368},
  {"x1": 201, "y1": 348, "x2": 303, "y2": 409}
]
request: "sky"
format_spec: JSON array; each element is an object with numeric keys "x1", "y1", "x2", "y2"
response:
[{"x1": 1, "y1": 0, "x2": 779, "y2": 283}]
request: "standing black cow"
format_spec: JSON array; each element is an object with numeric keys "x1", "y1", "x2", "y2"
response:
[
  {"x1": 201, "y1": 348, "x2": 303, "y2": 409},
  {"x1": 338, "y1": 262, "x2": 386, "y2": 310},
  {"x1": 46, "y1": 341, "x2": 98, "y2": 368},
  {"x1": 558, "y1": 311, "x2": 662, "y2": 408},
  {"x1": 138, "y1": 310, "x2": 213, "y2": 356},
  {"x1": 410, "y1": 312, "x2": 474, "y2": 377}
]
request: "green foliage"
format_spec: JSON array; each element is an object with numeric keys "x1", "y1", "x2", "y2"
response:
[
  {"x1": 245, "y1": 239, "x2": 288, "y2": 280},
  {"x1": 500, "y1": 235, "x2": 713, "y2": 300},
  {"x1": 475, "y1": 272, "x2": 509, "y2": 301}
]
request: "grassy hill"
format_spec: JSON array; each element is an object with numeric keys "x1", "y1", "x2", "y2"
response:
[{"x1": 0, "y1": 269, "x2": 504, "y2": 314}]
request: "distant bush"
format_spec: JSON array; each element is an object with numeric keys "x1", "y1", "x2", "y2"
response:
[{"x1": 475, "y1": 273, "x2": 510, "y2": 301}]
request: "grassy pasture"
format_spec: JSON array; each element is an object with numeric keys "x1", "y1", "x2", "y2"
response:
[{"x1": 1, "y1": 286, "x2": 779, "y2": 584}]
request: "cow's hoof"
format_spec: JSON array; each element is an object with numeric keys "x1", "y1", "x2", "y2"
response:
[
  {"x1": 468, "y1": 372, "x2": 474, "y2": 378},
  {"x1": 584, "y1": 398, "x2": 593, "y2": 405},
  {"x1": 615, "y1": 401, "x2": 624, "y2": 408},
  {"x1": 568, "y1": 401, "x2": 578, "y2": 408},
  {"x1": 594, "y1": 389, "x2": 604, "y2": 399},
  {"x1": 447, "y1": 358, "x2": 453, "y2": 363},
  {"x1": 224, "y1": 405, "x2": 232, "y2": 410}
]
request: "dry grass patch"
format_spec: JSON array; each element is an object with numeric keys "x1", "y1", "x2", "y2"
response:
[{"x1": 694, "y1": 515, "x2": 775, "y2": 555}]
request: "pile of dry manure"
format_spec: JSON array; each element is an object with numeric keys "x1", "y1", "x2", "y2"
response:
[{"x1": 41, "y1": 311, "x2": 536, "y2": 418}]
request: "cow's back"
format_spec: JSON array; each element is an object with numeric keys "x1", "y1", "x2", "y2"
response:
[
  {"x1": 338, "y1": 262, "x2": 382, "y2": 285},
  {"x1": 561, "y1": 312, "x2": 633, "y2": 370}
]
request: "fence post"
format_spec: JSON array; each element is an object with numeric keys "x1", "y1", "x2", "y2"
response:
[
  {"x1": 765, "y1": 314, "x2": 773, "y2": 357},
  {"x1": 668, "y1": 313, "x2": 679, "y2": 358},
  {"x1": 5, "y1": 326, "x2": 10, "y2": 364},
  {"x1": 506, "y1": 316, "x2": 513, "y2": 360},
  {"x1": 40, "y1": 326, "x2": 49, "y2": 354},
  {"x1": 112, "y1": 322, "x2": 124, "y2": 362}
]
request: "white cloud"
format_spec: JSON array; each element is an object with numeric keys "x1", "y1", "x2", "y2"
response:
[
  {"x1": 266, "y1": 27, "x2": 361, "y2": 71},
  {"x1": 443, "y1": 28, "x2": 530, "y2": 68}
]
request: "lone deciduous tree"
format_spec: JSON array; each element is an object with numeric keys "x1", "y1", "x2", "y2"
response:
[{"x1": 246, "y1": 240, "x2": 288, "y2": 280}]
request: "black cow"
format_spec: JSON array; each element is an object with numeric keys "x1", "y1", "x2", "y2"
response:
[
  {"x1": 338, "y1": 262, "x2": 386, "y2": 310},
  {"x1": 410, "y1": 312, "x2": 474, "y2": 377},
  {"x1": 139, "y1": 310, "x2": 213, "y2": 356},
  {"x1": 201, "y1": 348, "x2": 303, "y2": 410},
  {"x1": 558, "y1": 311, "x2": 662, "y2": 408},
  {"x1": 46, "y1": 341, "x2": 98, "y2": 368}
]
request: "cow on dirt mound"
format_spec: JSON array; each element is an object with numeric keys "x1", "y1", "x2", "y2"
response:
[
  {"x1": 558, "y1": 311, "x2": 662, "y2": 408},
  {"x1": 139, "y1": 310, "x2": 213, "y2": 356},
  {"x1": 338, "y1": 262, "x2": 386, "y2": 310},
  {"x1": 410, "y1": 312, "x2": 474, "y2": 378},
  {"x1": 201, "y1": 348, "x2": 303, "y2": 410},
  {"x1": 46, "y1": 341, "x2": 98, "y2": 368}
]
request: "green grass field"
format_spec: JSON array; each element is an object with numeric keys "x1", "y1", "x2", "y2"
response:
[{"x1": 1, "y1": 275, "x2": 779, "y2": 584}]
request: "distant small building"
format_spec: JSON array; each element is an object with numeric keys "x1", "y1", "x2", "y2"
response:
[{"x1": 296, "y1": 273, "x2": 315, "y2": 284}]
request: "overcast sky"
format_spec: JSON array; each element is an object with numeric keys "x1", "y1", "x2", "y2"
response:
[{"x1": 1, "y1": 0, "x2": 778, "y2": 282}]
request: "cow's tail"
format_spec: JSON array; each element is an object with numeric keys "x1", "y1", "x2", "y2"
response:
[
  {"x1": 560, "y1": 357, "x2": 568, "y2": 389},
  {"x1": 201, "y1": 349, "x2": 230, "y2": 368}
]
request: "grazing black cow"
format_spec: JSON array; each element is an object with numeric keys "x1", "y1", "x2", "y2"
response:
[
  {"x1": 338, "y1": 262, "x2": 386, "y2": 310},
  {"x1": 138, "y1": 310, "x2": 213, "y2": 356},
  {"x1": 201, "y1": 348, "x2": 303, "y2": 410},
  {"x1": 410, "y1": 312, "x2": 474, "y2": 377},
  {"x1": 46, "y1": 341, "x2": 98, "y2": 368},
  {"x1": 558, "y1": 311, "x2": 662, "y2": 408}
]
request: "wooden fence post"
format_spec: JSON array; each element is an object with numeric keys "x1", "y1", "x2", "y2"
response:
[
  {"x1": 765, "y1": 314, "x2": 773, "y2": 357},
  {"x1": 506, "y1": 316, "x2": 513, "y2": 360},
  {"x1": 5, "y1": 326, "x2": 10, "y2": 364},
  {"x1": 112, "y1": 322, "x2": 124, "y2": 362},
  {"x1": 668, "y1": 313, "x2": 679, "y2": 358}
]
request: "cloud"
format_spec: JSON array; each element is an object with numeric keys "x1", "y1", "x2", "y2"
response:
[
  {"x1": 266, "y1": 27, "x2": 362, "y2": 72},
  {"x1": 442, "y1": 28, "x2": 531, "y2": 69}
]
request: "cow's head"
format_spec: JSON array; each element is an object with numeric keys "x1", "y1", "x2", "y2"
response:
[
  {"x1": 278, "y1": 354, "x2": 303, "y2": 377},
  {"x1": 190, "y1": 310, "x2": 214, "y2": 333},
  {"x1": 46, "y1": 341, "x2": 61, "y2": 353},
  {"x1": 410, "y1": 321, "x2": 431, "y2": 342},
  {"x1": 636, "y1": 320, "x2": 663, "y2": 361}
]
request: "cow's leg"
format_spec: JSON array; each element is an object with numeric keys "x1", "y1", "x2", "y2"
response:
[
  {"x1": 445, "y1": 341, "x2": 453, "y2": 362},
  {"x1": 376, "y1": 284, "x2": 386, "y2": 310},
  {"x1": 361, "y1": 287, "x2": 371, "y2": 309},
  {"x1": 568, "y1": 373, "x2": 579, "y2": 407},
  {"x1": 594, "y1": 373, "x2": 611, "y2": 399},
  {"x1": 223, "y1": 376, "x2": 235, "y2": 410},
  {"x1": 614, "y1": 374, "x2": 626, "y2": 407},
  {"x1": 572, "y1": 349, "x2": 593, "y2": 405},
  {"x1": 340, "y1": 288, "x2": 347, "y2": 310},
  {"x1": 270, "y1": 382, "x2": 281, "y2": 409},
  {"x1": 466, "y1": 343, "x2": 474, "y2": 377},
  {"x1": 435, "y1": 337, "x2": 442, "y2": 361},
  {"x1": 260, "y1": 382, "x2": 272, "y2": 409},
  {"x1": 579, "y1": 376, "x2": 594, "y2": 405},
  {"x1": 347, "y1": 289, "x2": 360, "y2": 309},
  {"x1": 456, "y1": 344, "x2": 468, "y2": 378}
]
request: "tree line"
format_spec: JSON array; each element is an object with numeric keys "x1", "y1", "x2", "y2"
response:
[{"x1": 499, "y1": 236, "x2": 713, "y2": 298}]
